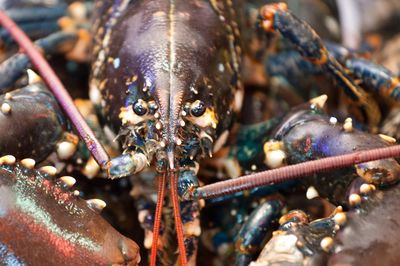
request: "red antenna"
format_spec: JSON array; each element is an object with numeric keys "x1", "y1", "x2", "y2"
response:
[
  {"x1": 150, "y1": 173, "x2": 167, "y2": 266},
  {"x1": 170, "y1": 171, "x2": 188, "y2": 266},
  {"x1": 193, "y1": 144, "x2": 400, "y2": 199},
  {"x1": 150, "y1": 171, "x2": 188, "y2": 266}
]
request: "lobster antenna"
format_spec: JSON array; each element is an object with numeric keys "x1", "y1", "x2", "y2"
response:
[
  {"x1": 170, "y1": 170, "x2": 188, "y2": 266},
  {"x1": 193, "y1": 144, "x2": 400, "y2": 200},
  {"x1": 0, "y1": 10, "x2": 110, "y2": 166},
  {"x1": 150, "y1": 173, "x2": 167, "y2": 266}
]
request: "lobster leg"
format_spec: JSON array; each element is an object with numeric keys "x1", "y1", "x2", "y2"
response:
[
  {"x1": 0, "y1": 31, "x2": 78, "y2": 91},
  {"x1": 0, "y1": 4, "x2": 67, "y2": 48},
  {"x1": 178, "y1": 198, "x2": 201, "y2": 265},
  {"x1": 345, "y1": 58, "x2": 400, "y2": 100},
  {"x1": 265, "y1": 50, "x2": 327, "y2": 101},
  {"x1": 324, "y1": 41, "x2": 400, "y2": 101},
  {"x1": 251, "y1": 210, "x2": 337, "y2": 265},
  {"x1": 260, "y1": 3, "x2": 381, "y2": 129},
  {"x1": 235, "y1": 199, "x2": 283, "y2": 266}
]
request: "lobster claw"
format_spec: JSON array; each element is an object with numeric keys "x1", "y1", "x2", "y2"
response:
[{"x1": 106, "y1": 152, "x2": 148, "y2": 179}]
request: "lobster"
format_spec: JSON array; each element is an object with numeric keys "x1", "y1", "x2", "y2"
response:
[{"x1": 1, "y1": 1, "x2": 400, "y2": 265}]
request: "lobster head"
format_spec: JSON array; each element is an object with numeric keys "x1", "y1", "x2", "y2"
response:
[{"x1": 91, "y1": 0, "x2": 242, "y2": 177}]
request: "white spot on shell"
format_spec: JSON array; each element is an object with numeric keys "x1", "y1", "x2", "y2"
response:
[
  {"x1": 306, "y1": 186, "x2": 319, "y2": 199},
  {"x1": 0, "y1": 155, "x2": 15, "y2": 165},
  {"x1": 89, "y1": 83, "x2": 102, "y2": 104},
  {"x1": 39, "y1": 166, "x2": 57, "y2": 176},
  {"x1": 86, "y1": 198, "x2": 106, "y2": 212},
  {"x1": 320, "y1": 237, "x2": 334, "y2": 252},
  {"x1": 1, "y1": 103, "x2": 11, "y2": 114},
  {"x1": 333, "y1": 212, "x2": 347, "y2": 226},
  {"x1": 379, "y1": 134, "x2": 396, "y2": 144},
  {"x1": 4, "y1": 93, "x2": 12, "y2": 100},
  {"x1": 309, "y1": 94, "x2": 328, "y2": 109},
  {"x1": 233, "y1": 88, "x2": 244, "y2": 112},
  {"x1": 265, "y1": 150, "x2": 286, "y2": 169},
  {"x1": 82, "y1": 156, "x2": 100, "y2": 179},
  {"x1": 144, "y1": 230, "x2": 153, "y2": 249},
  {"x1": 27, "y1": 69, "x2": 41, "y2": 84},
  {"x1": 329, "y1": 117, "x2": 338, "y2": 125},
  {"x1": 59, "y1": 176, "x2": 76, "y2": 188},
  {"x1": 349, "y1": 193, "x2": 361, "y2": 206},
  {"x1": 113, "y1": 58, "x2": 120, "y2": 69},
  {"x1": 20, "y1": 158, "x2": 35, "y2": 169},
  {"x1": 343, "y1": 117, "x2": 353, "y2": 132},
  {"x1": 57, "y1": 141, "x2": 77, "y2": 160},
  {"x1": 138, "y1": 210, "x2": 149, "y2": 224},
  {"x1": 360, "y1": 183, "x2": 374, "y2": 194}
]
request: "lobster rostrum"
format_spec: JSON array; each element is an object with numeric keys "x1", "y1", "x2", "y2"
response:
[{"x1": 1, "y1": 1, "x2": 400, "y2": 265}]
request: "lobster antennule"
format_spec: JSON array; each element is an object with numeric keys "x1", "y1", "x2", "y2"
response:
[
  {"x1": 170, "y1": 170, "x2": 188, "y2": 266},
  {"x1": 150, "y1": 173, "x2": 167, "y2": 266}
]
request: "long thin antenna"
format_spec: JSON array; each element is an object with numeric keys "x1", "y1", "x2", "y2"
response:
[
  {"x1": 0, "y1": 10, "x2": 109, "y2": 166},
  {"x1": 170, "y1": 171, "x2": 188, "y2": 266},
  {"x1": 193, "y1": 144, "x2": 400, "y2": 200},
  {"x1": 150, "y1": 173, "x2": 166, "y2": 266}
]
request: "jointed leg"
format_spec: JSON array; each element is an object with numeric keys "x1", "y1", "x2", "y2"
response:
[
  {"x1": 260, "y1": 3, "x2": 381, "y2": 129},
  {"x1": 0, "y1": 31, "x2": 78, "y2": 91}
]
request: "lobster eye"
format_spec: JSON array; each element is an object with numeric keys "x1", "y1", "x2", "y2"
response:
[
  {"x1": 133, "y1": 100, "x2": 148, "y2": 116},
  {"x1": 190, "y1": 100, "x2": 206, "y2": 117}
]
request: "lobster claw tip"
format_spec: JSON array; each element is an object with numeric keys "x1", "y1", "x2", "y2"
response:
[{"x1": 118, "y1": 237, "x2": 141, "y2": 266}]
